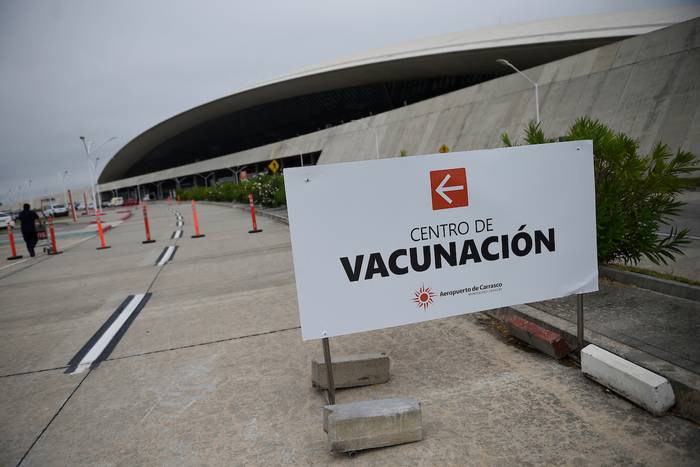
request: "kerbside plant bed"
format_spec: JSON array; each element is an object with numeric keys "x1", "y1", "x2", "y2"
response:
[{"x1": 283, "y1": 142, "x2": 598, "y2": 452}]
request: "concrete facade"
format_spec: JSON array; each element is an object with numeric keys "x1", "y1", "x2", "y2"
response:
[{"x1": 99, "y1": 17, "x2": 700, "y2": 194}]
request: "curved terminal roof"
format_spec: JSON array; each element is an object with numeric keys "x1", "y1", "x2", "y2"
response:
[{"x1": 99, "y1": 6, "x2": 700, "y2": 183}]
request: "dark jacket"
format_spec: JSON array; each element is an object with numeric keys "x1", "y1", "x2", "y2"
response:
[{"x1": 17, "y1": 209, "x2": 39, "y2": 234}]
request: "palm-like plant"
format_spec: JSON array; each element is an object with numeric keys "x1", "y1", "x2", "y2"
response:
[{"x1": 502, "y1": 117, "x2": 698, "y2": 265}]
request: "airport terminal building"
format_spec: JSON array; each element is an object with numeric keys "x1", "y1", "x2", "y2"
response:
[{"x1": 97, "y1": 6, "x2": 700, "y2": 201}]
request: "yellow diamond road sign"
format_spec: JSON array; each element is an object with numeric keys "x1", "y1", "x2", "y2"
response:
[{"x1": 268, "y1": 159, "x2": 280, "y2": 173}]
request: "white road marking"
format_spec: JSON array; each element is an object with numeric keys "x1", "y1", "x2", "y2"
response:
[
  {"x1": 172, "y1": 230, "x2": 182, "y2": 239},
  {"x1": 71, "y1": 294, "x2": 146, "y2": 374},
  {"x1": 157, "y1": 245, "x2": 176, "y2": 266},
  {"x1": 0, "y1": 235, "x2": 95, "y2": 272},
  {"x1": 0, "y1": 257, "x2": 30, "y2": 271}
]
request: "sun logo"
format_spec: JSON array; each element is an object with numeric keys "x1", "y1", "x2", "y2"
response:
[{"x1": 412, "y1": 285, "x2": 435, "y2": 310}]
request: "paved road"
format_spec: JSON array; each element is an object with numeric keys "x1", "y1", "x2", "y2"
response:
[{"x1": 1, "y1": 203, "x2": 698, "y2": 466}]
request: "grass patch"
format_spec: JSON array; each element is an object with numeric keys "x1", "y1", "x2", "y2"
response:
[{"x1": 605, "y1": 263, "x2": 700, "y2": 287}]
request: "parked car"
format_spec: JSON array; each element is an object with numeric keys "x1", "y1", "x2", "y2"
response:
[
  {"x1": 123, "y1": 198, "x2": 138, "y2": 206},
  {"x1": 0, "y1": 211, "x2": 13, "y2": 229},
  {"x1": 76, "y1": 201, "x2": 96, "y2": 211},
  {"x1": 110, "y1": 197, "x2": 124, "y2": 207},
  {"x1": 43, "y1": 204, "x2": 70, "y2": 217}
]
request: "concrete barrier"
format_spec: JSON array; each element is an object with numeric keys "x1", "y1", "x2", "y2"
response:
[
  {"x1": 323, "y1": 398, "x2": 422, "y2": 452},
  {"x1": 582, "y1": 344, "x2": 676, "y2": 415},
  {"x1": 312, "y1": 353, "x2": 390, "y2": 389}
]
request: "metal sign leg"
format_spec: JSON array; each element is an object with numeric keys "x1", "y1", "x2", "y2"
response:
[
  {"x1": 322, "y1": 337, "x2": 336, "y2": 405},
  {"x1": 576, "y1": 294, "x2": 584, "y2": 351}
]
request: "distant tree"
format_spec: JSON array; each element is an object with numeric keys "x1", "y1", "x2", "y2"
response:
[{"x1": 502, "y1": 117, "x2": 698, "y2": 265}]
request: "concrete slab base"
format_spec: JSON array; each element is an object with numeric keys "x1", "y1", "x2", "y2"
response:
[
  {"x1": 582, "y1": 344, "x2": 676, "y2": 416},
  {"x1": 312, "y1": 353, "x2": 390, "y2": 389},
  {"x1": 323, "y1": 398, "x2": 422, "y2": 452}
]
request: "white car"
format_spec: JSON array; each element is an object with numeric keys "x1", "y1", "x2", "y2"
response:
[
  {"x1": 0, "y1": 211, "x2": 13, "y2": 229},
  {"x1": 43, "y1": 204, "x2": 70, "y2": 217},
  {"x1": 77, "y1": 201, "x2": 96, "y2": 211}
]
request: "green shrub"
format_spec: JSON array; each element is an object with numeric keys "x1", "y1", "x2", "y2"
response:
[
  {"x1": 176, "y1": 174, "x2": 286, "y2": 208},
  {"x1": 502, "y1": 117, "x2": 698, "y2": 265}
]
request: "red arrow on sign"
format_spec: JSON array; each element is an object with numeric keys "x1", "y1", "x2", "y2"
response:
[{"x1": 430, "y1": 168, "x2": 468, "y2": 210}]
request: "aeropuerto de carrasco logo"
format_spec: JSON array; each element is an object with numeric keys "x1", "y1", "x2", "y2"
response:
[{"x1": 412, "y1": 285, "x2": 435, "y2": 310}]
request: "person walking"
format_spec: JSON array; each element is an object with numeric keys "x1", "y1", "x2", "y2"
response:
[{"x1": 17, "y1": 203, "x2": 40, "y2": 257}]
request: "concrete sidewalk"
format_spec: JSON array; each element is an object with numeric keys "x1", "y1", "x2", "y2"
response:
[{"x1": 533, "y1": 282, "x2": 699, "y2": 375}]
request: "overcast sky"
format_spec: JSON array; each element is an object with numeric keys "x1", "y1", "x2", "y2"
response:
[{"x1": 0, "y1": 0, "x2": 693, "y2": 205}]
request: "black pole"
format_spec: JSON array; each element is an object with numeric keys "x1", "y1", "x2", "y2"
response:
[
  {"x1": 577, "y1": 294, "x2": 584, "y2": 351},
  {"x1": 322, "y1": 337, "x2": 336, "y2": 405}
]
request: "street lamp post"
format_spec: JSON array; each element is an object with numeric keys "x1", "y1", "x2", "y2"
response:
[
  {"x1": 58, "y1": 170, "x2": 68, "y2": 205},
  {"x1": 94, "y1": 157, "x2": 104, "y2": 212},
  {"x1": 80, "y1": 136, "x2": 99, "y2": 214},
  {"x1": 496, "y1": 59, "x2": 540, "y2": 124},
  {"x1": 80, "y1": 136, "x2": 116, "y2": 214}
]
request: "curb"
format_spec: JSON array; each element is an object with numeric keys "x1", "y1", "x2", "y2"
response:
[
  {"x1": 199, "y1": 201, "x2": 289, "y2": 225},
  {"x1": 236, "y1": 203, "x2": 288, "y2": 225},
  {"x1": 485, "y1": 305, "x2": 700, "y2": 423},
  {"x1": 599, "y1": 265, "x2": 699, "y2": 302}
]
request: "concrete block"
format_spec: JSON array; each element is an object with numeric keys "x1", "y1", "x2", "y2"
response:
[
  {"x1": 312, "y1": 353, "x2": 389, "y2": 389},
  {"x1": 503, "y1": 314, "x2": 572, "y2": 359},
  {"x1": 582, "y1": 345, "x2": 676, "y2": 416},
  {"x1": 323, "y1": 398, "x2": 422, "y2": 452}
]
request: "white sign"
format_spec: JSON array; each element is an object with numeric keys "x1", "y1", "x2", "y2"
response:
[{"x1": 285, "y1": 142, "x2": 598, "y2": 341}]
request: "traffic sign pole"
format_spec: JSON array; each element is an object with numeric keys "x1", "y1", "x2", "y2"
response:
[
  {"x1": 191, "y1": 200, "x2": 205, "y2": 238},
  {"x1": 6, "y1": 224, "x2": 23, "y2": 260},
  {"x1": 68, "y1": 190, "x2": 77, "y2": 223},
  {"x1": 142, "y1": 204, "x2": 156, "y2": 244},
  {"x1": 96, "y1": 214, "x2": 111, "y2": 250},
  {"x1": 47, "y1": 216, "x2": 62, "y2": 254},
  {"x1": 247, "y1": 193, "x2": 263, "y2": 234}
]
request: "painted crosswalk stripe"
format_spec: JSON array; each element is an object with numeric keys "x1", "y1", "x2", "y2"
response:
[
  {"x1": 66, "y1": 293, "x2": 151, "y2": 374},
  {"x1": 176, "y1": 220, "x2": 183, "y2": 227},
  {"x1": 171, "y1": 230, "x2": 182, "y2": 239},
  {"x1": 155, "y1": 245, "x2": 177, "y2": 266}
]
